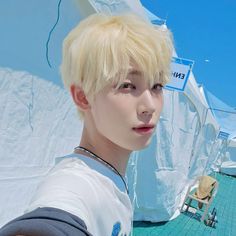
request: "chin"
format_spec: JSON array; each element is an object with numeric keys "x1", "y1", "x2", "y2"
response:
[{"x1": 128, "y1": 139, "x2": 152, "y2": 151}]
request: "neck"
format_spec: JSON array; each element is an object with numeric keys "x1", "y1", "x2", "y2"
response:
[{"x1": 79, "y1": 126, "x2": 131, "y2": 176}]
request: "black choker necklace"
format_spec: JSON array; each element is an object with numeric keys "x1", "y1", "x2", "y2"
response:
[{"x1": 74, "y1": 146, "x2": 129, "y2": 194}]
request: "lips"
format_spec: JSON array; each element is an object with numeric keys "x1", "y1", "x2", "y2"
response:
[{"x1": 132, "y1": 124, "x2": 155, "y2": 135}]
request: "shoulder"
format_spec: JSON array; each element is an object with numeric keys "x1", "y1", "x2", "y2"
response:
[
  {"x1": 27, "y1": 158, "x2": 110, "y2": 226},
  {"x1": 0, "y1": 207, "x2": 93, "y2": 236},
  {"x1": 35, "y1": 157, "x2": 118, "y2": 196},
  {"x1": 34, "y1": 158, "x2": 104, "y2": 197}
]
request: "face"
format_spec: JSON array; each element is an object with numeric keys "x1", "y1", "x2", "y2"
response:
[{"x1": 87, "y1": 67, "x2": 164, "y2": 151}]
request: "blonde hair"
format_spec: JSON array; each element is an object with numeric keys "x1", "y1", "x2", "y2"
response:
[{"x1": 61, "y1": 13, "x2": 173, "y2": 115}]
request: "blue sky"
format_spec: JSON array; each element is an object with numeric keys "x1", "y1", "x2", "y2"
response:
[{"x1": 141, "y1": 0, "x2": 236, "y2": 108}]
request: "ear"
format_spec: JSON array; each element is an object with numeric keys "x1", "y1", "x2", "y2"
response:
[{"x1": 70, "y1": 85, "x2": 91, "y2": 110}]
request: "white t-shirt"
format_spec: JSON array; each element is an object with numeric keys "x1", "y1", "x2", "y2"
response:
[{"x1": 27, "y1": 153, "x2": 133, "y2": 236}]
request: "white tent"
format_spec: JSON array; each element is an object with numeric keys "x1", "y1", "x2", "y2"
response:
[
  {"x1": 199, "y1": 85, "x2": 236, "y2": 175},
  {"x1": 228, "y1": 138, "x2": 236, "y2": 161},
  {"x1": 220, "y1": 138, "x2": 236, "y2": 176}
]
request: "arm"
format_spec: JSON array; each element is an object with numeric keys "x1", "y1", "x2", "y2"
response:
[{"x1": 0, "y1": 207, "x2": 92, "y2": 236}]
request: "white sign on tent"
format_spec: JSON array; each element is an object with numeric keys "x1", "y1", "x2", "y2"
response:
[{"x1": 165, "y1": 57, "x2": 194, "y2": 92}]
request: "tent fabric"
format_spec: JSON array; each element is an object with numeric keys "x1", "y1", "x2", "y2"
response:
[
  {"x1": 220, "y1": 161, "x2": 236, "y2": 176},
  {"x1": 228, "y1": 143, "x2": 236, "y2": 162},
  {"x1": 220, "y1": 138, "x2": 236, "y2": 175},
  {"x1": 203, "y1": 87, "x2": 236, "y2": 139},
  {"x1": 201, "y1": 86, "x2": 236, "y2": 175},
  {"x1": 87, "y1": 0, "x2": 147, "y2": 19}
]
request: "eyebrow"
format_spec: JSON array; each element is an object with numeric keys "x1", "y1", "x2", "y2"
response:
[{"x1": 127, "y1": 69, "x2": 142, "y2": 76}]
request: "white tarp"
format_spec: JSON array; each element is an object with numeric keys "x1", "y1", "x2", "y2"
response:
[{"x1": 220, "y1": 138, "x2": 236, "y2": 175}]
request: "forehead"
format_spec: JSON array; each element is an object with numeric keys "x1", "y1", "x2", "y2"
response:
[{"x1": 125, "y1": 63, "x2": 143, "y2": 78}]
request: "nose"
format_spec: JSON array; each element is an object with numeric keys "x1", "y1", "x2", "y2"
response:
[{"x1": 137, "y1": 90, "x2": 156, "y2": 116}]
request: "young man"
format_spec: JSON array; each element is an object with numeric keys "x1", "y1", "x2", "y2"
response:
[{"x1": 0, "y1": 13, "x2": 173, "y2": 236}]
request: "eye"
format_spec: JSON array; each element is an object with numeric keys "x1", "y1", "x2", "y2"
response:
[
  {"x1": 152, "y1": 83, "x2": 163, "y2": 92},
  {"x1": 118, "y1": 82, "x2": 136, "y2": 90}
]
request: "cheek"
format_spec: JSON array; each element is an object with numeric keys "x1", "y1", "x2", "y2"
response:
[
  {"x1": 92, "y1": 95, "x2": 135, "y2": 140},
  {"x1": 155, "y1": 95, "x2": 164, "y2": 116},
  {"x1": 102, "y1": 95, "x2": 134, "y2": 119},
  {"x1": 158, "y1": 96, "x2": 164, "y2": 112},
  {"x1": 92, "y1": 96, "x2": 128, "y2": 127}
]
